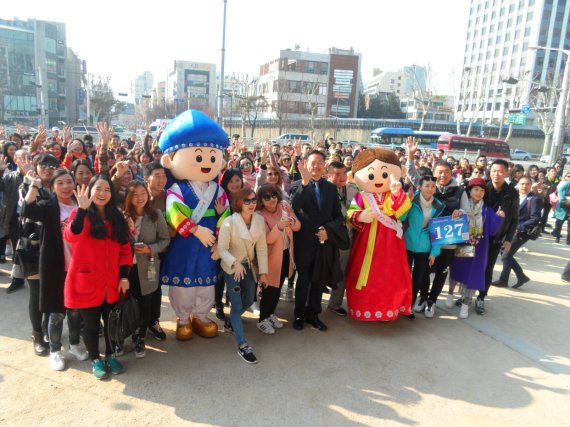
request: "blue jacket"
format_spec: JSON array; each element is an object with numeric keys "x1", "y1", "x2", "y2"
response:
[
  {"x1": 553, "y1": 180, "x2": 570, "y2": 221},
  {"x1": 404, "y1": 192, "x2": 446, "y2": 256}
]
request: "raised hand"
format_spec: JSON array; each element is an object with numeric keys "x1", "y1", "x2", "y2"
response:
[
  {"x1": 214, "y1": 199, "x2": 226, "y2": 215},
  {"x1": 298, "y1": 159, "x2": 311, "y2": 186},
  {"x1": 26, "y1": 169, "x2": 42, "y2": 187},
  {"x1": 19, "y1": 157, "x2": 34, "y2": 176},
  {"x1": 73, "y1": 184, "x2": 93, "y2": 210},
  {"x1": 35, "y1": 124, "x2": 47, "y2": 146},
  {"x1": 0, "y1": 156, "x2": 9, "y2": 171},
  {"x1": 96, "y1": 122, "x2": 114, "y2": 146},
  {"x1": 406, "y1": 137, "x2": 419, "y2": 160},
  {"x1": 193, "y1": 225, "x2": 216, "y2": 247},
  {"x1": 389, "y1": 173, "x2": 402, "y2": 194},
  {"x1": 293, "y1": 141, "x2": 301, "y2": 157},
  {"x1": 115, "y1": 160, "x2": 129, "y2": 177}
]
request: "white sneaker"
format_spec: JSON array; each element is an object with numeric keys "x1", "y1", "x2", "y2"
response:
[
  {"x1": 69, "y1": 344, "x2": 88, "y2": 361},
  {"x1": 459, "y1": 303, "x2": 469, "y2": 319},
  {"x1": 424, "y1": 301, "x2": 435, "y2": 318},
  {"x1": 257, "y1": 319, "x2": 275, "y2": 334},
  {"x1": 49, "y1": 351, "x2": 65, "y2": 371},
  {"x1": 413, "y1": 297, "x2": 427, "y2": 313},
  {"x1": 268, "y1": 314, "x2": 284, "y2": 329},
  {"x1": 445, "y1": 293, "x2": 455, "y2": 309}
]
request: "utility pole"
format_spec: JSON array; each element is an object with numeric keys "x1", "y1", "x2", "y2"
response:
[{"x1": 217, "y1": 0, "x2": 228, "y2": 124}]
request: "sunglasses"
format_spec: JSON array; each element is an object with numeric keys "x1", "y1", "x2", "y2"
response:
[
  {"x1": 39, "y1": 164, "x2": 58, "y2": 170},
  {"x1": 262, "y1": 192, "x2": 278, "y2": 201},
  {"x1": 240, "y1": 163, "x2": 252, "y2": 169},
  {"x1": 243, "y1": 197, "x2": 257, "y2": 205},
  {"x1": 282, "y1": 157, "x2": 291, "y2": 161}
]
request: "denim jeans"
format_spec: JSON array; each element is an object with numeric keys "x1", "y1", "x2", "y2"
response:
[
  {"x1": 224, "y1": 266, "x2": 255, "y2": 347},
  {"x1": 48, "y1": 309, "x2": 82, "y2": 353}
]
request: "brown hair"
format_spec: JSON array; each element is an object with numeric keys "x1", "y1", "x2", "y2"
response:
[
  {"x1": 231, "y1": 188, "x2": 256, "y2": 213},
  {"x1": 256, "y1": 184, "x2": 283, "y2": 210},
  {"x1": 123, "y1": 181, "x2": 158, "y2": 223},
  {"x1": 351, "y1": 147, "x2": 400, "y2": 173},
  {"x1": 266, "y1": 165, "x2": 283, "y2": 186}
]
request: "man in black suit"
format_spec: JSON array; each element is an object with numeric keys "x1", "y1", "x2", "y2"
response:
[{"x1": 290, "y1": 150, "x2": 345, "y2": 331}]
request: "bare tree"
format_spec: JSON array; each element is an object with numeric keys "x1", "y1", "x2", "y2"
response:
[
  {"x1": 232, "y1": 73, "x2": 264, "y2": 139},
  {"x1": 301, "y1": 75, "x2": 321, "y2": 142},
  {"x1": 407, "y1": 64, "x2": 435, "y2": 131},
  {"x1": 273, "y1": 75, "x2": 289, "y2": 135},
  {"x1": 90, "y1": 75, "x2": 121, "y2": 124}
]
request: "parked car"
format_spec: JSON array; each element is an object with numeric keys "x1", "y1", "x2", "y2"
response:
[
  {"x1": 510, "y1": 149, "x2": 532, "y2": 161},
  {"x1": 71, "y1": 125, "x2": 100, "y2": 144},
  {"x1": 271, "y1": 133, "x2": 311, "y2": 144}
]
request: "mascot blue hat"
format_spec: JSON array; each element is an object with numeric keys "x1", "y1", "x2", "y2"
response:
[{"x1": 159, "y1": 109, "x2": 229, "y2": 155}]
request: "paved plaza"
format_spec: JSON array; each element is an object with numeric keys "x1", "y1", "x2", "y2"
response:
[{"x1": 1, "y1": 231, "x2": 569, "y2": 426}]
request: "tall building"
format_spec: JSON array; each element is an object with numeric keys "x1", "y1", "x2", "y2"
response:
[
  {"x1": 166, "y1": 60, "x2": 217, "y2": 116},
  {"x1": 457, "y1": 0, "x2": 570, "y2": 126},
  {"x1": 364, "y1": 65, "x2": 427, "y2": 98},
  {"x1": 256, "y1": 47, "x2": 361, "y2": 119},
  {"x1": 134, "y1": 71, "x2": 153, "y2": 105},
  {"x1": 0, "y1": 18, "x2": 84, "y2": 127}
]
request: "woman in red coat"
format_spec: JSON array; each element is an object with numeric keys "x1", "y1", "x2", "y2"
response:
[{"x1": 64, "y1": 174, "x2": 132, "y2": 380}]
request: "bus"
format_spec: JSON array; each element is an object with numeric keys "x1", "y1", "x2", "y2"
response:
[
  {"x1": 370, "y1": 127, "x2": 451, "y2": 149},
  {"x1": 436, "y1": 134, "x2": 511, "y2": 160}
]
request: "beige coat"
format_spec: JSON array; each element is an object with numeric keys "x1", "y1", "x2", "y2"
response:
[{"x1": 218, "y1": 212, "x2": 269, "y2": 277}]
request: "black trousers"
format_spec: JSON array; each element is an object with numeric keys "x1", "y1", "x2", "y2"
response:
[
  {"x1": 150, "y1": 285, "x2": 162, "y2": 324},
  {"x1": 28, "y1": 278, "x2": 43, "y2": 334},
  {"x1": 294, "y1": 261, "x2": 324, "y2": 321},
  {"x1": 427, "y1": 248, "x2": 455, "y2": 303},
  {"x1": 79, "y1": 302, "x2": 113, "y2": 361},
  {"x1": 498, "y1": 232, "x2": 530, "y2": 283},
  {"x1": 215, "y1": 276, "x2": 225, "y2": 310},
  {"x1": 407, "y1": 251, "x2": 430, "y2": 304},
  {"x1": 479, "y1": 241, "x2": 503, "y2": 300},
  {"x1": 129, "y1": 267, "x2": 153, "y2": 338},
  {"x1": 259, "y1": 250, "x2": 289, "y2": 321}
]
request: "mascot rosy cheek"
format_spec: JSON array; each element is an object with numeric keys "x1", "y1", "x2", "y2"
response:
[
  {"x1": 344, "y1": 148, "x2": 413, "y2": 322},
  {"x1": 159, "y1": 109, "x2": 230, "y2": 340}
]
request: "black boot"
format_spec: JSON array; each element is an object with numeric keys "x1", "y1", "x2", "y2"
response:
[{"x1": 32, "y1": 331, "x2": 48, "y2": 356}]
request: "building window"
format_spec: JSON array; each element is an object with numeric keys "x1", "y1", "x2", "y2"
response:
[
  {"x1": 320, "y1": 63, "x2": 328, "y2": 75},
  {"x1": 306, "y1": 61, "x2": 315, "y2": 73}
]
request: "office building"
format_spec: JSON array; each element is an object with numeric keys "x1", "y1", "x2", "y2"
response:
[
  {"x1": 457, "y1": 0, "x2": 570, "y2": 126},
  {"x1": 364, "y1": 65, "x2": 427, "y2": 98},
  {"x1": 134, "y1": 71, "x2": 153, "y2": 105},
  {"x1": 256, "y1": 47, "x2": 361, "y2": 119},
  {"x1": 166, "y1": 60, "x2": 217, "y2": 116}
]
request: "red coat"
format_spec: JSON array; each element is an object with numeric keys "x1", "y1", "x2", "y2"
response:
[{"x1": 64, "y1": 208, "x2": 133, "y2": 309}]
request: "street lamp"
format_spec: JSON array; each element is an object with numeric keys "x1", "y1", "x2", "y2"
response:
[
  {"x1": 530, "y1": 46, "x2": 570, "y2": 163},
  {"x1": 498, "y1": 76, "x2": 519, "y2": 139}
]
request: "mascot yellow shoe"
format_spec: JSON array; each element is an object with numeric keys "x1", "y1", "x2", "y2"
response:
[
  {"x1": 192, "y1": 317, "x2": 218, "y2": 338},
  {"x1": 176, "y1": 319, "x2": 193, "y2": 341}
]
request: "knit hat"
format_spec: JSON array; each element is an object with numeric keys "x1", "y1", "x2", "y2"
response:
[
  {"x1": 467, "y1": 177, "x2": 487, "y2": 190},
  {"x1": 158, "y1": 109, "x2": 229, "y2": 155}
]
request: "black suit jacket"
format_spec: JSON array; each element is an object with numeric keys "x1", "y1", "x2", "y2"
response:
[
  {"x1": 291, "y1": 178, "x2": 345, "y2": 267},
  {"x1": 518, "y1": 193, "x2": 543, "y2": 233}
]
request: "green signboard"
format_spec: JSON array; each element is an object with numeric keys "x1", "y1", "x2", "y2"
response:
[{"x1": 507, "y1": 113, "x2": 526, "y2": 125}]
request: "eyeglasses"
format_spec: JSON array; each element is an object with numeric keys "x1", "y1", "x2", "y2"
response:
[
  {"x1": 243, "y1": 197, "x2": 257, "y2": 205},
  {"x1": 39, "y1": 164, "x2": 57, "y2": 170},
  {"x1": 262, "y1": 192, "x2": 278, "y2": 201},
  {"x1": 152, "y1": 151, "x2": 162, "y2": 155}
]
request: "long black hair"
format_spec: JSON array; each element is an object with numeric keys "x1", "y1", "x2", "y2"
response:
[{"x1": 86, "y1": 174, "x2": 129, "y2": 243}]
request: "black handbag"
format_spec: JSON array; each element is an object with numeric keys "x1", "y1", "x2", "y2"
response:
[
  {"x1": 108, "y1": 293, "x2": 141, "y2": 343},
  {"x1": 14, "y1": 231, "x2": 40, "y2": 278}
]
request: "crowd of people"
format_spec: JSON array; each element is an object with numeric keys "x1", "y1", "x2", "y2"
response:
[{"x1": 0, "y1": 118, "x2": 567, "y2": 377}]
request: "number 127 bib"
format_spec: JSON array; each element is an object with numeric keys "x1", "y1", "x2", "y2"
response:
[{"x1": 428, "y1": 215, "x2": 469, "y2": 246}]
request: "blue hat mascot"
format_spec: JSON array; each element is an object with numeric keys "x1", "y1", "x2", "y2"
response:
[{"x1": 159, "y1": 109, "x2": 229, "y2": 340}]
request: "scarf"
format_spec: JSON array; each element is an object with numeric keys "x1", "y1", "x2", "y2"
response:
[
  {"x1": 468, "y1": 199, "x2": 484, "y2": 237},
  {"x1": 419, "y1": 194, "x2": 433, "y2": 228}
]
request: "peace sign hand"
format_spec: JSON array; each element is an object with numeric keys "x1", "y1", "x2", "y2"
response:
[
  {"x1": 73, "y1": 184, "x2": 93, "y2": 210},
  {"x1": 298, "y1": 159, "x2": 311, "y2": 186},
  {"x1": 389, "y1": 174, "x2": 402, "y2": 194}
]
